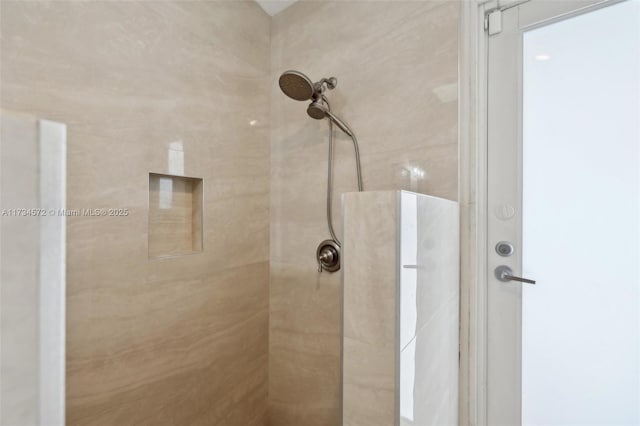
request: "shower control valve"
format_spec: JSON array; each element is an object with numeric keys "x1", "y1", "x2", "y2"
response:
[{"x1": 316, "y1": 239, "x2": 340, "y2": 273}]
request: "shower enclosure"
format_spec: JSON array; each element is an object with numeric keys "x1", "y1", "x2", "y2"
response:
[{"x1": 0, "y1": 1, "x2": 460, "y2": 425}]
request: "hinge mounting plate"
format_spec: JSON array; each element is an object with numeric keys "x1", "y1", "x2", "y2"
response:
[{"x1": 486, "y1": 9, "x2": 503, "y2": 35}]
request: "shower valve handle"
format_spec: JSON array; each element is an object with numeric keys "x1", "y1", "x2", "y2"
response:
[
  {"x1": 316, "y1": 240, "x2": 340, "y2": 273},
  {"x1": 317, "y1": 248, "x2": 334, "y2": 272}
]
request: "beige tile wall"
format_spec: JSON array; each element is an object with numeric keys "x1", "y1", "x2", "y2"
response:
[
  {"x1": 269, "y1": 1, "x2": 459, "y2": 425},
  {"x1": 342, "y1": 191, "x2": 399, "y2": 426},
  {"x1": 148, "y1": 174, "x2": 203, "y2": 258},
  {"x1": 1, "y1": 1, "x2": 458, "y2": 424},
  {"x1": 1, "y1": 1, "x2": 271, "y2": 425},
  {"x1": 341, "y1": 191, "x2": 459, "y2": 426}
]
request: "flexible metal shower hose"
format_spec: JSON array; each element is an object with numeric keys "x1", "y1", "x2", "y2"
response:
[{"x1": 325, "y1": 111, "x2": 363, "y2": 247}]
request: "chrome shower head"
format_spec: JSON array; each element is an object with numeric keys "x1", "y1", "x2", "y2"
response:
[
  {"x1": 307, "y1": 98, "x2": 329, "y2": 120},
  {"x1": 307, "y1": 98, "x2": 353, "y2": 137},
  {"x1": 279, "y1": 70, "x2": 353, "y2": 136},
  {"x1": 279, "y1": 70, "x2": 315, "y2": 101},
  {"x1": 279, "y1": 70, "x2": 338, "y2": 101}
]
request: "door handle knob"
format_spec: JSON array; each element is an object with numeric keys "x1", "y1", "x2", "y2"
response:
[{"x1": 495, "y1": 265, "x2": 536, "y2": 284}]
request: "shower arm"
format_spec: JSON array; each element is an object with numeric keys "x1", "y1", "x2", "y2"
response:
[
  {"x1": 322, "y1": 96, "x2": 363, "y2": 247},
  {"x1": 314, "y1": 77, "x2": 337, "y2": 94}
]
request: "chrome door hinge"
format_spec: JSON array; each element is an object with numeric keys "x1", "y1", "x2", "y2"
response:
[
  {"x1": 484, "y1": 0, "x2": 531, "y2": 35},
  {"x1": 485, "y1": 9, "x2": 503, "y2": 35}
]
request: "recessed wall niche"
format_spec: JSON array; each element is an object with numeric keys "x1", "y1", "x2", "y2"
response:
[{"x1": 148, "y1": 173, "x2": 203, "y2": 258}]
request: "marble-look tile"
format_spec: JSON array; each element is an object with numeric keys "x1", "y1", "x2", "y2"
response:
[
  {"x1": 342, "y1": 192, "x2": 399, "y2": 426},
  {"x1": 270, "y1": 1, "x2": 459, "y2": 424},
  {"x1": 1, "y1": 1, "x2": 271, "y2": 424},
  {"x1": 342, "y1": 191, "x2": 459, "y2": 426},
  {"x1": 148, "y1": 174, "x2": 203, "y2": 258},
  {"x1": 399, "y1": 192, "x2": 459, "y2": 426},
  {"x1": 66, "y1": 262, "x2": 269, "y2": 426},
  {"x1": 3, "y1": 0, "x2": 459, "y2": 423},
  {"x1": 268, "y1": 261, "x2": 343, "y2": 426}
]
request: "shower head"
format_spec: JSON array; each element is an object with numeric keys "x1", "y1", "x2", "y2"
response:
[
  {"x1": 307, "y1": 98, "x2": 329, "y2": 120},
  {"x1": 279, "y1": 70, "x2": 338, "y2": 101},
  {"x1": 279, "y1": 70, "x2": 352, "y2": 136},
  {"x1": 307, "y1": 99, "x2": 353, "y2": 137},
  {"x1": 279, "y1": 70, "x2": 315, "y2": 101}
]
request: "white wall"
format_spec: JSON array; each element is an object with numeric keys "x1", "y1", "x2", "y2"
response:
[{"x1": 0, "y1": 112, "x2": 66, "y2": 426}]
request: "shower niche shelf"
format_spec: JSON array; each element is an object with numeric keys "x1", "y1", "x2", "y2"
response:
[{"x1": 148, "y1": 173, "x2": 203, "y2": 259}]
